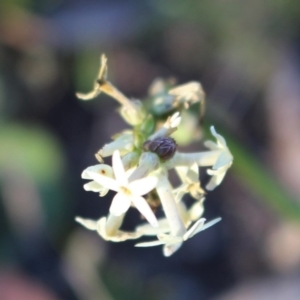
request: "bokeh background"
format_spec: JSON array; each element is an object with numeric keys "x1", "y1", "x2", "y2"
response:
[{"x1": 1, "y1": 0, "x2": 300, "y2": 299}]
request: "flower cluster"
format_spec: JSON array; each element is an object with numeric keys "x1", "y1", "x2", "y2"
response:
[{"x1": 75, "y1": 55, "x2": 233, "y2": 257}]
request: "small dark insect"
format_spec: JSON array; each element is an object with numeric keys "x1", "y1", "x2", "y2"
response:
[{"x1": 143, "y1": 136, "x2": 177, "y2": 161}]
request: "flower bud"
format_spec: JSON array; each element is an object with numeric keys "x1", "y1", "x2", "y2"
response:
[{"x1": 143, "y1": 137, "x2": 177, "y2": 161}]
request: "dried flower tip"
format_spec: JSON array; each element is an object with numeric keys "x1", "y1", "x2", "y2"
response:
[
  {"x1": 169, "y1": 81, "x2": 205, "y2": 108},
  {"x1": 143, "y1": 137, "x2": 177, "y2": 161}
]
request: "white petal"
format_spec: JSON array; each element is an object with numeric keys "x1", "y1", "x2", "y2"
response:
[
  {"x1": 135, "y1": 240, "x2": 165, "y2": 247},
  {"x1": 173, "y1": 186, "x2": 187, "y2": 203},
  {"x1": 136, "y1": 219, "x2": 170, "y2": 236},
  {"x1": 169, "y1": 112, "x2": 181, "y2": 128},
  {"x1": 183, "y1": 218, "x2": 206, "y2": 240},
  {"x1": 112, "y1": 150, "x2": 128, "y2": 186},
  {"x1": 175, "y1": 166, "x2": 189, "y2": 182},
  {"x1": 96, "y1": 217, "x2": 109, "y2": 240},
  {"x1": 116, "y1": 231, "x2": 143, "y2": 241},
  {"x1": 212, "y1": 152, "x2": 233, "y2": 170},
  {"x1": 203, "y1": 140, "x2": 218, "y2": 150},
  {"x1": 206, "y1": 170, "x2": 226, "y2": 191},
  {"x1": 188, "y1": 164, "x2": 200, "y2": 182},
  {"x1": 109, "y1": 193, "x2": 131, "y2": 216},
  {"x1": 128, "y1": 176, "x2": 158, "y2": 196},
  {"x1": 75, "y1": 217, "x2": 98, "y2": 230},
  {"x1": 188, "y1": 201, "x2": 205, "y2": 221},
  {"x1": 200, "y1": 217, "x2": 222, "y2": 232},
  {"x1": 157, "y1": 233, "x2": 182, "y2": 244},
  {"x1": 210, "y1": 126, "x2": 227, "y2": 148},
  {"x1": 87, "y1": 171, "x2": 119, "y2": 192},
  {"x1": 163, "y1": 243, "x2": 182, "y2": 257},
  {"x1": 99, "y1": 189, "x2": 109, "y2": 197},
  {"x1": 81, "y1": 164, "x2": 113, "y2": 179},
  {"x1": 83, "y1": 181, "x2": 107, "y2": 193},
  {"x1": 130, "y1": 195, "x2": 158, "y2": 227}
]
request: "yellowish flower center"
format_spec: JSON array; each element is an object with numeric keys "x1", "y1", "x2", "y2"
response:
[{"x1": 120, "y1": 186, "x2": 131, "y2": 195}]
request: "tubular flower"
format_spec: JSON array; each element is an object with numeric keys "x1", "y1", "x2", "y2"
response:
[
  {"x1": 204, "y1": 126, "x2": 233, "y2": 190},
  {"x1": 86, "y1": 150, "x2": 159, "y2": 227},
  {"x1": 75, "y1": 216, "x2": 142, "y2": 242}
]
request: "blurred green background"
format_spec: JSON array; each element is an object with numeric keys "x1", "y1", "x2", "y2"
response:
[{"x1": 1, "y1": 0, "x2": 300, "y2": 299}]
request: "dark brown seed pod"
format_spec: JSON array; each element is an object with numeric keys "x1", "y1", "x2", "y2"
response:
[{"x1": 143, "y1": 137, "x2": 177, "y2": 161}]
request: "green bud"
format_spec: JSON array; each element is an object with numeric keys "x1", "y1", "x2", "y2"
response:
[
  {"x1": 140, "y1": 114, "x2": 155, "y2": 136},
  {"x1": 122, "y1": 152, "x2": 139, "y2": 170}
]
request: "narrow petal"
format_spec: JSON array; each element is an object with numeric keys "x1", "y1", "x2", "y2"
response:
[
  {"x1": 206, "y1": 170, "x2": 226, "y2": 191},
  {"x1": 130, "y1": 195, "x2": 158, "y2": 227},
  {"x1": 203, "y1": 140, "x2": 218, "y2": 150},
  {"x1": 135, "y1": 240, "x2": 165, "y2": 247},
  {"x1": 158, "y1": 233, "x2": 182, "y2": 244},
  {"x1": 116, "y1": 231, "x2": 143, "y2": 241},
  {"x1": 183, "y1": 218, "x2": 206, "y2": 240},
  {"x1": 109, "y1": 193, "x2": 131, "y2": 216},
  {"x1": 212, "y1": 152, "x2": 233, "y2": 170},
  {"x1": 83, "y1": 181, "x2": 106, "y2": 193},
  {"x1": 200, "y1": 217, "x2": 222, "y2": 232},
  {"x1": 169, "y1": 112, "x2": 181, "y2": 128},
  {"x1": 87, "y1": 171, "x2": 119, "y2": 192},
  {"x1": 136, "y1": 219, "x2": 170, "y2": 236},
  {"x1": 184, "y1": 217, "x2": 221, "y2": 240},
  {"x1": 82, "y1": 164, "x2": 113, "y2": 179},
  {"x1": 128, "y1": 176, "x2": 158, "y2": 196},
  {"x1": 112, "y1": 150, "x2": 128, "y2": 186},
  {"x1": 188, "y1": 201, "x2": 205, "y2": 221},
  {"x1": 210, "y1": 126, "x2": 227, "y2": 148},
  {"x1": 75, "y1": 217, "x2": 98, "y2": 230},
  {"x1": 163, "y1": 243, "x2": 182, "y2": 257}
]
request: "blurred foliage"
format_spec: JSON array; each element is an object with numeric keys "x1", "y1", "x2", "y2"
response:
[{"x1": 0, "y1": 123, "x2": 64, "y2": 184}]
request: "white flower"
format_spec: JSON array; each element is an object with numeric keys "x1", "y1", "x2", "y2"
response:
[
  {"x1": 135, "y1": 217, "x2": 221, "y2": 257},
  {"x1": 81, "y1": 164, "x2": 114, "y2": 196},
  {"x1": 173, "y1": 164, "x2": 205, "y2": 202},
  {"x1": 75, "y1": 216, "x2": 142, "y2": 242},
  {"x1": 86, "y1": 150, "x2": 159, "y2": 227},
  {"x1": 204, "y1": 126, "x2": 233, "y2": 190}
]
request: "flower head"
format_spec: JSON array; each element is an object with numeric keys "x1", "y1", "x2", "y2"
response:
[{"x1": 76, "y1": 55, "x2": 233, "y2": 256}]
